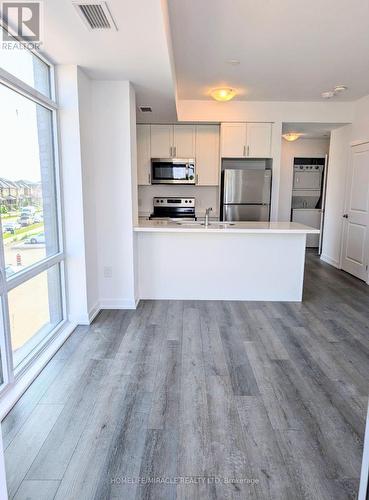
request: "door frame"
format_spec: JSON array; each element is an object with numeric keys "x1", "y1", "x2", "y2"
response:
[{"x1": 339, "y1": 142, "x2": 369, "y2": 284}]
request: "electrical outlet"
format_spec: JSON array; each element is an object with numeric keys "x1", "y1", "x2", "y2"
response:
[{"x1": 103, "y1": 266, "x2": 112, "y2": 278}]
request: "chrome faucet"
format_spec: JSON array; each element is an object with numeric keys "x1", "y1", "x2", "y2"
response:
[{"x1": 204, "y1": 207, "x2": 212, "y2": 227}]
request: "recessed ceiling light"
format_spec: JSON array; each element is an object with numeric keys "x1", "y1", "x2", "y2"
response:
[
  {"x1": 282, "y1": 132, "x2": 302, "y2": 142},
  {"x1": 333, "y1": 85, "x2": 348, "y2": 94},
  {"x1": 226, "y1": 59, "x2": 240, "y2": 65},
  {"x1": 321, "y1": 91, "x2": 335, "y2": 99},
  {"x1": 210, "y1": 88, "x2": 236, "y2": 102}
]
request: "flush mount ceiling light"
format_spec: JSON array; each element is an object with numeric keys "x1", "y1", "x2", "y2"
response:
[
  {"x1": 282, "y1": 132, "x2": 302, "y2": 142},
  {"x1": 226, "y1": 59, "x2": 240, "y2": 65},
  {"x1": 333, "y1": 84, "x2": 348, "y2": 94},
  {"x1": 210, "y1": 88, "x2": 236, "y2": 102},
  {"x1": 321, "y1": 91, "x2": 335, "y2": 99}
]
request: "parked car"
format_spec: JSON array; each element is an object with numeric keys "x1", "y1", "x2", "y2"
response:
[
  {"x1": 2, "y1": 222, "x2": 21, "y2": 234},
  {"x1": 34, "y1": 213, "x2": 43, "y2": 223},
  {"x1": 25, "y1": 232, "x2": 45, "y2": 244},
  {"x1": 21, "y1": 206, "x2": 37, "y2": 216},
  {"x1": 19, "y1": 215, "x2": 35, "y2": 227}
]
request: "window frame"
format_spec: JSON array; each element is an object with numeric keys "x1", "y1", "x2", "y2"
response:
[{"x1": 0, "y1": 43, "x2": 67, "y2": 388}]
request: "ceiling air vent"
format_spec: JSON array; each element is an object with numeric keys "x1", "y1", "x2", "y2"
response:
[
  {"x1": 139, "y1": 106, "x2": 152, "y2": 113},
  {"x1": 73, "y1": 1, "x2": 118, "y2": 31}
]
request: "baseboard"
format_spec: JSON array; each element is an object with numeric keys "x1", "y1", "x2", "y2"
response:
[
  {"x1": 0, "y1": 321, "x2": 77, "y2": 421},
  {"x1": 320, "y1": 253, "x2": 340, "y2": 269},
  {"x1": 88, "y1": 302, "x2": 101, "y2": 323},
  {"x1": 99, "y1": 298, "x2": 138, "y2": 309}
]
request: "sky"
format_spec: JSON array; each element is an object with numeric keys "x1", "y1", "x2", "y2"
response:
[{"x1": 0, "y1": 40, "x2": 49, "y2": 183}]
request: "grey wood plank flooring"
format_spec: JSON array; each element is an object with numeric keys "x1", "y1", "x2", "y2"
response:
[{"x1": 2, "y1": 252, "x2": 368, "y2": 500}]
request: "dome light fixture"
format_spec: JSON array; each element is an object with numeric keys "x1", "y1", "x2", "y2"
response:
[
  {"x1": 282, "y1": 132, "x2": 302, "y2": 142},
  {"x1": 321, "y1": 91, "x2": 335, "y2": 99},
  {"x1": 210, "y1": 88, "x2": 236, "y2": 102},
  {"x1": 333, "y1": 84, "x2": 347, "y2": 94}
]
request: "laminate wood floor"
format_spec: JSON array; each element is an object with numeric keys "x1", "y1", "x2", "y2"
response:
[{"x1": 2, "y1": 252, "x2": 368, "y2": 499}]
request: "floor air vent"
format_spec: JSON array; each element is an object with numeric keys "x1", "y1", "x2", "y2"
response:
[{"x1": 73, "y1": 1, "x2": 118, "y2": 30}]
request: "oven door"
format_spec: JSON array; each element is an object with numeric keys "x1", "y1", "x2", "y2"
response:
[{"x1": 151, "y1": 159, "x2": 195, "y2": 184}]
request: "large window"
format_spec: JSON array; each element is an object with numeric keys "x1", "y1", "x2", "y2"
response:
[{"x1": 0, "y1": 32, "x2": 65, "y2": 381}]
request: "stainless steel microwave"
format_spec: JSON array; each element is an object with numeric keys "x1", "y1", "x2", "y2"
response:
[{"x1": 151, "y1": 158, "x2": 196, "y2": 184}]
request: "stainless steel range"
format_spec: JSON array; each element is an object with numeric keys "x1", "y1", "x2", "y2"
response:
[{"x1": 149, "y1": 197, "x2": 196, "y2": 221}]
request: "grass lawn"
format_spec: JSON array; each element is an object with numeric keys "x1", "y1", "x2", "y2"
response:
[{"x1": 3, "y1": 223, "x2": 43, "y2": 241}]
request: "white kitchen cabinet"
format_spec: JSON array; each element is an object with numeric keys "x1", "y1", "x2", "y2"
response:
[
  {"x1": 150, "y1": 124, "x2": 172, "y2": 158},
  {"x1": 247, "y1": 123, "x2": 272, "y2": 158},
  {"x1": 137, "y1": 124, "x2": 151, "y2": 185},
  {"x1": 195, "y1": 125, "x2": 220, "y2": 185},
  {"x1": 220, "y1": 122, "x2": 272, "y2": 158},
  {"x1": 220, "y1": 123, "x2": 247, "y2": 158},
  {"x1": 173, "y1": 124, "x2": 196, "y2": 157}
]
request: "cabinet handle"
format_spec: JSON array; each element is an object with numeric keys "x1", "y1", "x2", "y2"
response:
[
  {"x1": 196, "y1": 174, "x2": 199, "y2": 184},
  {"x1": 243, "y1": 145, "x2": 246, "y2": 156},
  {"x1": 170, "y1": 146, "x2": 172, "y2": 157},
  {"x1": 343, "y1": 213, "x2": 348, "y2": 219},
  {"x1": 247, "y1": 145, "x2": 250, "y2": 156},
  {"x1": 174, "y1": 146, "x2": 176, "y2": 157},
  {"x1": 148, "y1": 173, "x2": 151, "y2": 184}
]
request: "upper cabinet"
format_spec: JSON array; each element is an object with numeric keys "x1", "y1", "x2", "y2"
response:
[
  {"x1": 220, "y1": 123, "x2": 247, "y2": 158},
  {"x1": 137, "y1": 123, "x2": 228, "y2": 186},
  {"x1": 173, "y1": 125, "x2": 196, "y2": 157},
  {"x1": 137, "y1": 124, "x2": 151, "y2": 185},
  {"x1": 150, "y1": 124, "x2": 172, "y2": 158},
  {"x1": 150, "y1": 124, "x2": 196, "y2": 158},
  {"x1": 220, "y1": 122, "x2": 272, "y2": 158},
  {"x1": 195, "y1": 125, "x2": 220, "y2": 186},
  {"x1": 247, "y1": 123, "x2": 272, "y2": 158}
]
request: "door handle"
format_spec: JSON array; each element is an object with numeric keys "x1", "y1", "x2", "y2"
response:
[{"x1": 343, "y1": 213, "x2": 348, "y2": 219}]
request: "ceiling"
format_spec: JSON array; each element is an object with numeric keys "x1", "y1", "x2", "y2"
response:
[
  {"x1": 167, "y1": 0, "x2": 369, "y2": 102},
  {"x1": 39, "y1": 0, "x2": 177, "y2": 122},
  {"x1": 35, "y1": 1, "x2": 369, "y2": 122},
  {"x1": 282, "y1": 123, "x2": 347, "y2": 139}
]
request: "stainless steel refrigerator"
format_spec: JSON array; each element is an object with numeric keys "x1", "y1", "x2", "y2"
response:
[{"x1": 221, "y1": 168, "x2": 272, "y2": 221}]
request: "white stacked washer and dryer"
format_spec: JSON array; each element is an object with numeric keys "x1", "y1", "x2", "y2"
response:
[{"x1": 291, "y1": 157, "x2": 327, "y2": 249}]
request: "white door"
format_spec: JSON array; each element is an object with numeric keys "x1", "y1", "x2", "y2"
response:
[
  {"x1": 173, "y1": 125, "x2": 195, "y2": 158},
  {"x1": 220, "y1": 123, "x2": 247, "y2": 158},
  {"x1": 150, "y1": 124, "x2": 173, "y2": 158},
  {"x1": 246, "y1": 123, "x2": 272, "y2": 158},
  {"x1": 195, "y1": 125, "x2": 220, "y2": 185},
  {"x1": 137, "y1": 124, "x2": 151, "y2": 185},
  {"x1": 341, "y1": 143, "x2": 369, "y2": 281}
]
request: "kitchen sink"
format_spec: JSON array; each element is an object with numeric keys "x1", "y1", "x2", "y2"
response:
[{"x1": 176, "y1": 221, "x2": 236, "y2": 227}]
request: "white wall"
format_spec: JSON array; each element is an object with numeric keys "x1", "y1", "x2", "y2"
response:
[
  {"x1": 77, "y1": 69, "x2": 99, "y2": 317},
  {"x1": 57, "y1": 65, "x2": 91, "y2": 324},
  {"x1": 321, "y1": 125, "x2": 351, "y2": 267},
  {"x1": 352, "y1": 95, "x2": 369, "y2": 144},
  {"x1": 279, "y1": 138, "x2": 330, "y2": 222},
  {"x1": 138, "y1": 185, "x2": 219, "y2": 218},
  {"x1": 92, "y1": 81, "x2": 138, "y2": 309},
  {"x1": 177, "y1": 99, "x2": 354, "y2": 124},
  {"x1": 58, "y1": 67, "x2": 138, "y2": 319}
]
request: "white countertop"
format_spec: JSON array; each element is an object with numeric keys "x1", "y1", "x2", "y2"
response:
[{"x1": 134, "y1": 220, "x2": 320, "y2": 234}]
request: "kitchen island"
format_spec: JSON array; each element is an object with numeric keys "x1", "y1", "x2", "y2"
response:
[{"x1": 134, "y1": 220, "x2": 320, "y2": 302}]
